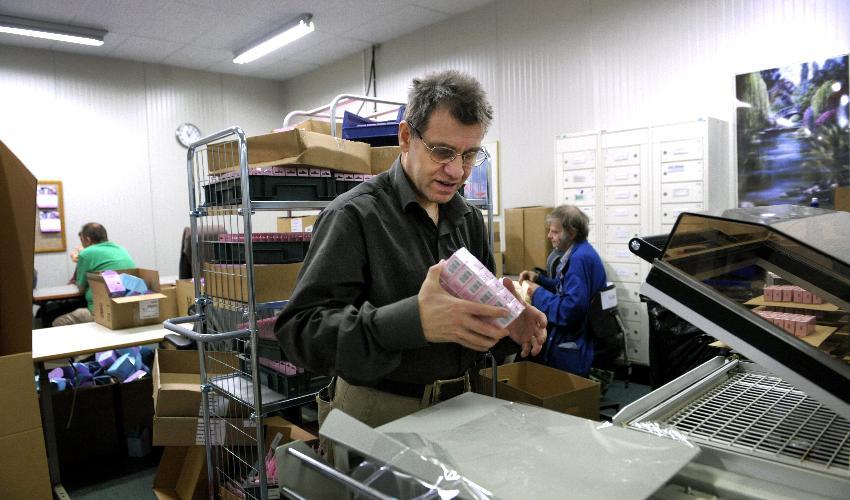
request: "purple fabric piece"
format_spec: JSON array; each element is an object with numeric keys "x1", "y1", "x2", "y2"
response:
[
  {"x1": 97, "y1": 350, "x2": 118, "y2": 368},
  {"x1": 123, "y1": 369, "x2": 147, "y2": 383}
]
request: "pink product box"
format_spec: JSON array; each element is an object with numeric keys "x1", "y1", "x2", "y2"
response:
[
  {"x1": 296, "y1": 167, "x2": 309, "y2": 177},
  {"x1": 284, "y1": 167, "x2": 298, "y2": 176},
  {"x1": 353, "y1": 174, "x2": 365, "y2": 182},
  {"x1": 334, "y1": 173, "x2": 346, "y2": 180},
  {"x1": 320, "y1": 169, "x2": 332, "y2": 178},
  {"x1": 101, "y1": 270, "x2": 127, "y2": 297},
  {"x1": 781, "y1": 286, "x2": 793, "y2": 302},
  {"x1": 793, "y1": 288, "x2": 804, "y2": 303},
  {"x1": 812, "y1": 293, "x2": 824, "y2": 304},
  {"x1": 439, "y1": 247, "x2": 524, "y2": 328},
  {"x1": 801, "y1": 290, "x2": 812, "y2": 304},
  {"x1": 308, "y1": 168, "x2": 322, "y2": 177},
  {"x1": 763, "y1": 286, "x2": 777, "y2": 302},
  {"x1": 258, "y1": 357, "x2": 301, "y2": 376}
]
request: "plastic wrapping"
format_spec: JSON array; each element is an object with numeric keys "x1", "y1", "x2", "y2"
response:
[{"x1": 320, "y1": 393, "x2": 699, "y2": 499}]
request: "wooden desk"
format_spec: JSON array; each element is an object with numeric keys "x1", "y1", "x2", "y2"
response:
[
  {"x1": 32, "y1": 284, "x2": 82, "y2": 303},
  {"x1": 33, "y1": 322, "x2": 169, "y2": 498}
]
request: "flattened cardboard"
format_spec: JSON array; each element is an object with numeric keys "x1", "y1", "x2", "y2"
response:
[
  {"x1": 202, "y1": 262, "x2": 302, "y2": 303},
  {"x1": 370, "y1": 146, "x2": 400, "y2": 174},
  {"x1": 0, "y1": 139, "x2": 36, "y2": 355},
  {"x1": 0, "y1": 428, "x2": 52, "y2": 500},
  {"x1": 89, "y1": 268, "x2": 168, "y2": 329},
  {"x1": 0, "y1": 352, "x2": 42, "y2": 436},
  {"x1": 480, "y1": 361, "x2": 600, "y2": 420},
  {"x1": 152, "y1": 416, "x2": 257, "y2": 447},
  {"x1": 153, "y1": 446, "x2": 207, "y2": 500},
  {"x1": 293, "y1": 118, "x2": 342, "y2": 137},
  {"x1": 207, "y1": 129, "x2": 371, "y2": 175}
]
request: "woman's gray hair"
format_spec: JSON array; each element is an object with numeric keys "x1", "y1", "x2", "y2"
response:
[
  {"x1": 546, "y1": 205, "x2": 590, "y2": 242},
  {"x1": 404, "y1": 70, "x2": 493, "y2": 136}
]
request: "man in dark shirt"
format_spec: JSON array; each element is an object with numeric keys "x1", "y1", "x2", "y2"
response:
[{"x1": 275, "y1": 70, "x2": 547, "y2": 429}]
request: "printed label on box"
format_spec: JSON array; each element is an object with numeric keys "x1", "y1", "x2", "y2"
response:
[{"x1": 139, "y1": 299, "x2": 160, "y2": 319}]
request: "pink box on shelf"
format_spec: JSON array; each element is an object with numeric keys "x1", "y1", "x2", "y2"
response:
[
  {"x1": 439, "y1": 247, "x2": 525, "y2": 328},
  {"x1": 781, "y1": 286, "x2": 794, "y2": 302},
  {"x1": 801, "y1": 290, "x2": 813, "y2": 304},
  {"x1": 793, "y1": 288, "x2": 804, "y2": 303},
  {"x1": 812, "y1": 293, "x2": 824, "y2": 304}
]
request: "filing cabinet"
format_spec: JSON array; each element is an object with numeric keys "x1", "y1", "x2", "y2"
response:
[{"x1": 554, "y1": 118, "x2": 731, "y2": 367}]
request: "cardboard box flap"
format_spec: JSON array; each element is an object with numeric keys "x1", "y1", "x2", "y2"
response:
[
  {"x1": 111, "y1": 293, "x2": 168, "y2": 304},
  {"x1": 0, "y1": 352, "x2": 43, "y2": 436}
]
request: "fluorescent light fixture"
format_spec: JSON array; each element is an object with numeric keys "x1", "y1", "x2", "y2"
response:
[
  {"x1": 233, "y1": 13, "x2": 314, "y2": 64},
  {"x1": 0, "y1": 15, "x2": 106, "y2": 46}
]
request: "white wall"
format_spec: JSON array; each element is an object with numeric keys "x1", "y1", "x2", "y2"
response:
[
  {"x1": 0, "y1": 47, "x2": 286, "y2": 287},
  {"x1": 281, "y1": 0, "x2": 850, "y2": 212}
]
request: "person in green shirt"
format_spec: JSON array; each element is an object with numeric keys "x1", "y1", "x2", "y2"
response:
[{"x1": 52, "y1": 223, "x2": 136, "y2": 326}]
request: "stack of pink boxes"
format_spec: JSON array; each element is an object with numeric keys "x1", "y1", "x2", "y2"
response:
[
  {"x1": 754, "y1": 310, "x2": 816, "y2": 338},
  {"x1": 440, "y1": 247, "x2": 525, "y2": 328},
  {"x1": 763, "y1": 285, "x2": 823, "y2": 304}
]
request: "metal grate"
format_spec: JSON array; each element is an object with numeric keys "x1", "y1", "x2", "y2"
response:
[{"x1": 661, "y1": 371, "x2": 850, "y2": 474}]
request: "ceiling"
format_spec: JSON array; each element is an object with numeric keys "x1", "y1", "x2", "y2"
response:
[{"x1": 0, "y1": 0, "x2": 494, "y2": 81}]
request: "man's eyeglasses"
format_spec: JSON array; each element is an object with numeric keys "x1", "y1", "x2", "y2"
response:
[{"x1": 408, "y1": 122, "x2": 489, "y2": 167}]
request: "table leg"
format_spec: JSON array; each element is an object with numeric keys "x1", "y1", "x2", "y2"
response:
[{"x1": 37, "y1": 361, "x2": 70, "y2": 500}]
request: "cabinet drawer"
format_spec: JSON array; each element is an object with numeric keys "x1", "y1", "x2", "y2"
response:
[
  {"x1": 607, "y1": 262, "x2": 642, "y2": 283},
  {"x1": 618, "y1": 301, "x2": 645, "y2": 322},
  {"x1": 562, "y1": 168, "x2": 596, "y2": 188},
  {"x1": 660, "y1": 138, "x2": 703, "y2": 162},
  {"x1": 562, "y1": 187, "x2": 596, "y2": 206},
  {"x1": 604, "y1": 244, "x2": 638, "y2": 263},
  {"x1": 561, "y1": 150, "x2": 596, "y2": 170},
  {"x1": 604, "y1": 205, "x2": 641, "y2": 225},
  {"x1": 604, "y1": 185, "x2": 641, "y2": 205},
  {"x1": 604, "y1": 145, "x2": 641, "y2": 167},
  {"x1": 624, "y1": 320, "x2": 649, "y2": 365},
  {"x1": 661, "y1": 181, "x2": 703, "y2": 203},
  {"x1": 661, "y1": 202, "x2": 703, "y2": 224},
  {"x1": 604, "y1": 165, "x2": 640, "y2": 186},
  {"x1": 660, "y1": 159, "x2": 703, "y2": 183},
  {"x1": 614, "y1": 282, "x2": 641, "y2": 303},
  {"x1": 604, "y1": 224, "x2": 640, "y2": 244}
]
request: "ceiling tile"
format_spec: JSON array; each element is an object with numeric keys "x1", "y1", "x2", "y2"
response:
[
  {"x1": 109, "y1": 36, "x2": 182, "y2": 63},
  {"x1": 75, "y1": 0, "x2": 167, "y2": 33},
  {"x1": 163, "y1": 43, "x2": 231, "y2": 70},
  {"x1": 133, "y1": 1, "x2": 232, "y2": 44},
  {"x1": 247, "y1": 58, "x2": 318, "y2": 80},
  {"x1": 412, "y1": 0, "x2": 494, "y2": 16},
  {"x1": 190, "y1": 14, "x2": 273, "y2": 50},
  {"x1": 0, "y1": 0, "x2": 90, "y2": 24},
  {"x1": 283, "y1": 34, "x2": 371, "y2": 66},
  {"x1": 346, "y1": 5, "x2": 448, "y2": 44},
  {"x1": 0, "y1": 32, "x2": 55, "y2": 50},
  {"x1": 308, "y1": 0, "x2": 406, "y2": 35}
]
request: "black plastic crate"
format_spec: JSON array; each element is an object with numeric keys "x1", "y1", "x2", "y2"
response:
[
  {"x1": 259, "y1": 366, "x2": 303, "y2": 397},
  {"x1": 257, "y1": 339, "x2": 284, "y2": 361},
  {"x1": 211, "y1": 241, "x2": 309, "y2": 264},
  {"x1": 203, "y1": 176, "x2": 338, "y2": 206}
]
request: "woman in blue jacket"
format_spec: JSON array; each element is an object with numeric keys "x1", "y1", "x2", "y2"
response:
[{"x1": 520, "y1": 205, "x2": 607, "y2": 376}]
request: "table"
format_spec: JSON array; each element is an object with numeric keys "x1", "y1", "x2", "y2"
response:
[
  {"x1": 32, "y1": 285, "x2": 82, "y2": 304},
  {"x1": 33, "y1": 322, "x2": 169, "y2": 499}
]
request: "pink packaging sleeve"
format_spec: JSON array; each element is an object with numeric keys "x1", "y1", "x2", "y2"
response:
[{"x1": 439, "y1": 247, "x2": 524, "y2": 328}]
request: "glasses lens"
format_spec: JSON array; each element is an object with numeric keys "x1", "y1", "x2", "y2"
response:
[
  {"x1": 469, "y1": 149, "x2": 488, "y2": 167},
  {"x1": 429, "y1": 146, "x2": 457, "y2": 164}
]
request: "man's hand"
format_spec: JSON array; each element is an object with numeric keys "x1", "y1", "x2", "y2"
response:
[
  {"x1": 519, "y1": 270, "x2": 538, "y2": 284},
  {"x1": 502, "y1": 278, "x2": 547, "y2": 357},
  {"x1": 419, "y1": 261, "x2": 511, "y2": 352}
]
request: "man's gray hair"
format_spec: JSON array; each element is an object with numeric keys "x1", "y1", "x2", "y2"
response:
[
  {"x1": 546, "y1": 205, "x2": 590, "y2": 242},
  {"x1": 404, "y1": 70, "x2": 493, "y2": 136}
]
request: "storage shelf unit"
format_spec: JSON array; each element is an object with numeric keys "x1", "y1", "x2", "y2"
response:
[{"x1": 554, "y1": 118, "x2": 731, "y2": 365}]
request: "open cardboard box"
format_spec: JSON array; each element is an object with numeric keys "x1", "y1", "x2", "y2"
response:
[
  {"x1": 479, "y1": 361, "x2": 600, "y2": 420},
  {"x1": 206, "y1": 128, "x2": 371, "y2": 176},
  {"x1": 89, "y1": 268, "x2": 168, "y2": 329},
  {"x1": 370, "y1": 146, "x2": 400, "y2": 174},
  {"x1": 152, "y1": 349, "x2": 255, "y2": 446}
]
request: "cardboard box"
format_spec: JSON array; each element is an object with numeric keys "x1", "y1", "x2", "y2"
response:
[
  {"x1": 153, "y1": 446, "x2": 207, "y2": 500},
  {"x1": 479, "y1": 361, "x2": 600, "y2": 420},
  {"x1": 277, "y1": 214, "x2": 319, "y2": 233},
  {"x1": 504, "y1": 207, "x2": 552, "y2": 275},
  {"x1": 293, "y1": 118, "x2": 341, "y2": 137},
  {"x1": 0, "y1": 352, "x2": 51, "y2": 499},
  {"x1": 153, "y1": 350, "x2": 255, "y2": 446},
  {"x1": 176, "y1": 279, "x2": 197, "y2": 316},
  {"x1": 265, "y1": 416, "x2": 317, "y2": 445},
  {"x1": 0, "y1": 139, "x2": 36, "y2": 355},
  {"x1": 153, "y1": 350, "x2": 239, "y2": 418},
  {"x1": 207, "y1": 129, "x2": 371, "y2": 175},
  {"x1": 89, "y1": 268, "x2": 169, "y2": 329},
  {"x1": 202, "y1": 262, "x2": 302, "y2": 303},
  {"x1": 370, "y1": 146, "x2": 400, "y2": 174},
  {"x1": 159, "y1": 284, "x2": 179, "y2": 323},
  {"x1": 493, "y1": 251, "x2": 503, "y2": 277},
  {"x1": 836, "y1": 186, "x2": 850, "y2": 213}
]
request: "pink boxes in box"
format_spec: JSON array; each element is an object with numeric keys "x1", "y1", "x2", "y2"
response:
[
  {"x1": 755, "y1": 310, "x2": 816, "y2": 338},
  {"x1": 763, "y1": 285, "x2": 823, "y2": 304},
  {"x1": 440, "y1": 247, "x2": 525, "y2": 328}
]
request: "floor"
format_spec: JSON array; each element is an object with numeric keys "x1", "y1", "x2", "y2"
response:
[{"x1": 66, "y1": 379, "x2": 653, "y2": 499}]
